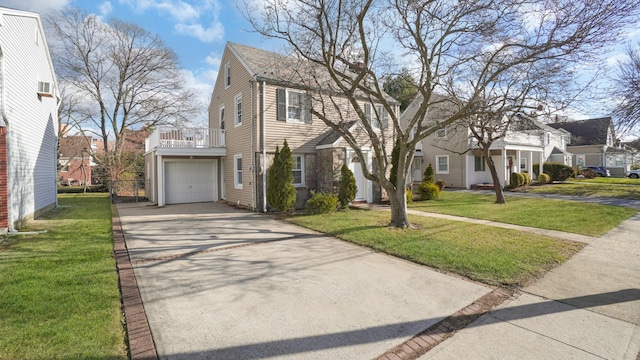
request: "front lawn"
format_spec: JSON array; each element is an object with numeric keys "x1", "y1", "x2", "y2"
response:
[
  {"x1": 570, "y1": 177, "x2": 640, "y2": 185},
  {"x1": 408, "y1": 191, "x2": 636, "y2": 236},
  {"x1": 521, "y1": 181, "x2": 640, "y2": 200},
  {"x1": 288, "y1": 210, "x2": 583, "y2": 286},
  {"x1": 0, "y1": 194, "x2": 126, "y2": 360}
]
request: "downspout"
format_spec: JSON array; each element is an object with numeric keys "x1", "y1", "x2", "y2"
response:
[
  {"x1": 250, "y1": 80, "x2": 255, "y2": 211},
  {"x1": 262, "y1": 81, "x2": 267, "y2": 213}
]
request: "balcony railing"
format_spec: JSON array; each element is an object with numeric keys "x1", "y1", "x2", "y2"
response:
[{"x1": 146, "y1": 127, "x2": 225, "y2": 151}]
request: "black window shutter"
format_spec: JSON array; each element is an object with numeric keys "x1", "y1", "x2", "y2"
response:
[
  {"x1": 276, "y1": 89, "x2": 286, "y2": 121},
  {"x1": 304, "y1": 95, "x2": 312, "y2": 124}
]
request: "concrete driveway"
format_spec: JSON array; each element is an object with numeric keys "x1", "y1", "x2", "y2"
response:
[{"x1": 116, "y1": 202, "x2": 491, "y2": 359}]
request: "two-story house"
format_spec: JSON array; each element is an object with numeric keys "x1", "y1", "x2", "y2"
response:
[
  {"x1": 145, "y1": 42, "x2": 397, "y2": 209},
  {"x1": 548, "y1": 117, "x2": 633, "y2": 177},
  {"x1": 0, "y1": 7, "x2": 60, "y2": 233},
  {"x1": 402, "y1": 95, "x2": 571, "y2": 188}
]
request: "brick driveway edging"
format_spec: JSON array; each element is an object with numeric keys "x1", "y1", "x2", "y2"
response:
[{"x1": 112, "y1": 205, "x2": 158, "y2": 360}]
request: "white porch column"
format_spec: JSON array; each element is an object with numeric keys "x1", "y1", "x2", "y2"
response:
[
  {"x1": 157, "y1": 154, "x2": 164, "y2": 207},
  {"x1": 539, "y1": 151, "x2": 544, "y2": 177},
  {"x1": 502, "y1": 148, "x2": 508, "y2": 187},
  {"x1": 529, "y1": 151, "x2": 534, "y2": 175},
  {"x1": 517, "y1": 150, "x2": 521, "y2": 173}
]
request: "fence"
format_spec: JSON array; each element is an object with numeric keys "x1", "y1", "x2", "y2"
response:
[{"x1": 110, "y1": 179, "x2": 149, "y2": 204}]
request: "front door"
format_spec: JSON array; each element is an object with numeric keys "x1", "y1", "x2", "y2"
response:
[{"x1": 350, "y1": 154, "x2": 366, "y2": 201}]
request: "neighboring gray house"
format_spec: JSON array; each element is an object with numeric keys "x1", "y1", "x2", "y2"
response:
[
  {"x1": 548, "y1": 117, "x2": 633, "y2": 176},
  {"x1": 0, "y1": 7, "x2": 60, "y2": 232}
]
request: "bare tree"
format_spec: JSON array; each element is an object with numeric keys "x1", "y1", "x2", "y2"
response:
[
  {"x1": 613, "y1": 42, "x2": 640, "y2": 137},
  {"x1": 47, "y1": 7, "x2": 199, "y2": 182},
  {"x1": 242, "y1": 0, "x2": 638, "y2": 228}
]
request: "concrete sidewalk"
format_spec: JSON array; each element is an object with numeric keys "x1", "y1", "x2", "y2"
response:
[
  {"x1": 116, "y1": 202, "x2": 494, "y2": 359},
  {"x1": 419, "y1": 211, "x2": 640, "y2": 359}
]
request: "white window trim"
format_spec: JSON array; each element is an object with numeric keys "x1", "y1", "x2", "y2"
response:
[
  {"x1": 225, "y1": 63, "x2": 231, "y2": 89},
  {"x1": 234, "y1": 154, "x2": 243, "y2": 189},
  {"x1": 436, "y1": 155, "x2": 449, "y2": 174},
  {"x1": 286, "y1": 89, "x2": 307, "y2": 124},
  {"x1": 219, "y1": 105, "x2": 225, "y2": 130},
  {"x1": 520, "y1": 157, "x2": 527, "y2": 171},
  {"x1": 292, "y1": 155, "x2": 305, "y2": 187},
  {"x1": 436, "y1": 127, "x2": 447, "y2": 139},
  {"x1": 234, "y1": 93, "x2": 242, "y2": 127}
]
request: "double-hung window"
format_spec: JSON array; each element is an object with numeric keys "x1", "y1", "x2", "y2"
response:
[
  {"x1": 436, "y1": 155, "x2": 449, "y2": 174},
  {"x1": 474, "y1": 156, "x2": 485, "y2": 172},
  {"x1": 225, "y1": 63, "x2": 231, "y2": 88},
  {"x1": 436, "y1": 128, "x2": 447, "y2": 139},
  {"x1": 234, "y1": 155, "x2": 243, "y2": 189},
  {"x1": 277, "y1": 89, "x2": 311, "y2": 123},
  {"x1": 219, "y1": 106, "x2": 225, "y2": 130},
  {"x1": 292, "y1": 155, "x2": 304, "y2": 186},
  {"x1": 234, "y1": 94, "x2": 242, "y2": 127},
  {"x1": 520, "y1": 157, "x2": 527, "y2": 171}
]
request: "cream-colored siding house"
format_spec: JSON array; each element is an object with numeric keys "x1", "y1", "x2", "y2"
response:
[
  {"x1": 0, "y1": 7, "x2": 60, "y2": 233},
  {"x1": 145, "y1": 42, "x2": 396, "y2": 209},
  {"x1": 402, "y1": 96, "x2": 570, "y2": 189}
]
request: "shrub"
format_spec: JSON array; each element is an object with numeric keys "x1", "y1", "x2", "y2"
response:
[
  {"x1": 537, "y1": 173, "x2": 550, "y2": 184},
  {"x1": 338, "y1": 164, "x2": 357, "y2": 209},
  {"x1": 423, "y1": 163, "x2": 435, "y2": 183},
  {"x1": 510, "y1": 172, "x2": 522, "y2": 188},
  {"x1": 435, "y1": 180, "x2": 446, "y2": 191},
  {"x1": 533, "y1": 162, "x2": 573, "y2": 181},
  {"x1": 305, "y1": 191, "x2": 339, "y2": 215},
  {"x1": 406, "y1": 188, "x2": 414, "y2": 204},
  {"x1": 521, "y1": 173, "x2": 531, "y2": 185},
  {"x1": 580, "y1": 168, "x2": 597, "y2": 179},
  {"x1": 418, "y1": 181, "x2": 440, "y2": 200},
  {"x1": 267, "y1": 140, "x2": 297, "y2": 212},
  {"x1": 518, "y1": 173, "x2": 526, "y2": 186}
]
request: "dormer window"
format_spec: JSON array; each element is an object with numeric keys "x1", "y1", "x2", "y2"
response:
[{"x1": 37, "y1": 81, "x2": 53, "y2": 97}]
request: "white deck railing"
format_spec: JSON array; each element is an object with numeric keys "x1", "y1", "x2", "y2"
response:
[{"x1": 146, "y1": 127, "x2": 225, "y2": 151}]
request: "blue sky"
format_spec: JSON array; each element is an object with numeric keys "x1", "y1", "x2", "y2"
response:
[
  {"x1": 4, "y1": 0, "x2": 640, "y2": 128},
  {"x1": 4, "y1": 0, "x2": 281, "y2": 123}
]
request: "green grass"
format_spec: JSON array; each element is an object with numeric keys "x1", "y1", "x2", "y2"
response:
[
  {"x1": 408, "y1": 191, "x2": 636, "y2": 236},
  {"x1": 0, "y1": 194, "x2": 126, "y2": 360},
  {"x1": 570, "y1": 177, "x2": 640, "y2": 185},
  {"x1": 522, "y1": 182, "x2": 640, "y2": 200},
  {"x1": 288, "y1": 210, "x2": 583, "y2": 286}
]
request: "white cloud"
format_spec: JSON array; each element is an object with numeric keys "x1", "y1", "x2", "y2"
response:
[
  {"x1": 99, "y1": 1, "x2": 113, "y2": 16},
  {"x1": 205, "y1": 53, "x2": 221, "y2": 66},
  {"x1": 156, "y1": 1, "x2": 199, "y2": 22},
  {"x1": 175, "y1": 21, "x2": 224, "y2": 43},
  {"x1": 179, "y1": 69, "x2": 216, "y2": 126},
  {"x1": 1, "y1": 0, "x2": 71, "y2": 13},
  {"x1": 606, "y1": 52, "x2": 629, "y2": 67}
]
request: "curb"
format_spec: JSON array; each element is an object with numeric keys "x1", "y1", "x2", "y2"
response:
[
  {"x1": 375, "y1": 288, "x2": 514, "y2": 360},
  {"x1": 112, "y1": 205, "x2": 159, "y2": 360}
]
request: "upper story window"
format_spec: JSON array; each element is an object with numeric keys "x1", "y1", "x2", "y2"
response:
[
  {"x1": 292, "y1": 155, "x2": 305, "y2": 186},
  {"x1": 277, "y1": 88, "x2": 311, "y2": 124},
  {"x1": 37, "y1": 81, "x2": 53, "y2": 97},
  {"x1": 364, "y1": 103, "x2": 388, "y2": 130},
  {"x1": 225, "y1": 63, "x2": 231, "y2": 88},
  {"x1": 436, "y1": 128, "x2": 447, "y2": 139},
  {"x1": 546, "y1": 133, "x2": 551, "y2": 145},
  {"x1": 234, "y1": 94, "x2": 242, "y2": 127},
  {"x1": 219, "y1": 106, "x2": 225, "y2": 130}
]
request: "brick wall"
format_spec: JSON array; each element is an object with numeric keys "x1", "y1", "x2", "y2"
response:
[{"x1": 0, "y1": 128, "x2": 9, "y2": 230}]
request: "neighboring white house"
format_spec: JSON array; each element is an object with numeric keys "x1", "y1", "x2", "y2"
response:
[
  {"x1": 402, "y1": 95, "x2": 571, "y2": 189},
  {"x1": 0, "y1": 7, "x2": 60, "y2": 232}
]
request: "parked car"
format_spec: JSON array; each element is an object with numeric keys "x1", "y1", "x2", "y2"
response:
[
  {"x1": 627, "y1": 169, "x2": 640, "y2": 179},
  {"x1": 586, "y1": 166, "x2": 610, "y2": 177}
]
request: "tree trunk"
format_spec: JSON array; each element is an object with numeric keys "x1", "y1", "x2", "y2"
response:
[
  {"x1": 483, "y1": 146, "x2": 506, "y2": 204},
  {"x1": 387, "y1": 184, "x2": 410, "y2": 228}
]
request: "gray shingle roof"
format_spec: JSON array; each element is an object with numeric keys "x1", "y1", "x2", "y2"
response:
[{"x1": 547, "y1": 117, "x2": 613, "y2": 146}]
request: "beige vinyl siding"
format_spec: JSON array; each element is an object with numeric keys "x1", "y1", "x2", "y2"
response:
[
  {"x1": 421, "y1": 129, "x2": 468, "y2": 188},
  {"x1": 208, "y1": 46, "x2": 256, "y2": 208}
]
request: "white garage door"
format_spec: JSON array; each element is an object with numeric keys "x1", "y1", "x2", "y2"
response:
[{"x1": 165, "y1": 160, "x2": 217, "y2": 204}]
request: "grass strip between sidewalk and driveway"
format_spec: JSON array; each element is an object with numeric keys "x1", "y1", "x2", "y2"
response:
[
  {"x1": 0, "y1": 193, "x2": 127, "y2": 360},
  {"x1": 287, "y1": 210, "x2": 584, "y2": 287},
  {"x1": 408, "y1": 191, "x2": 637, "y2": 236}
]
